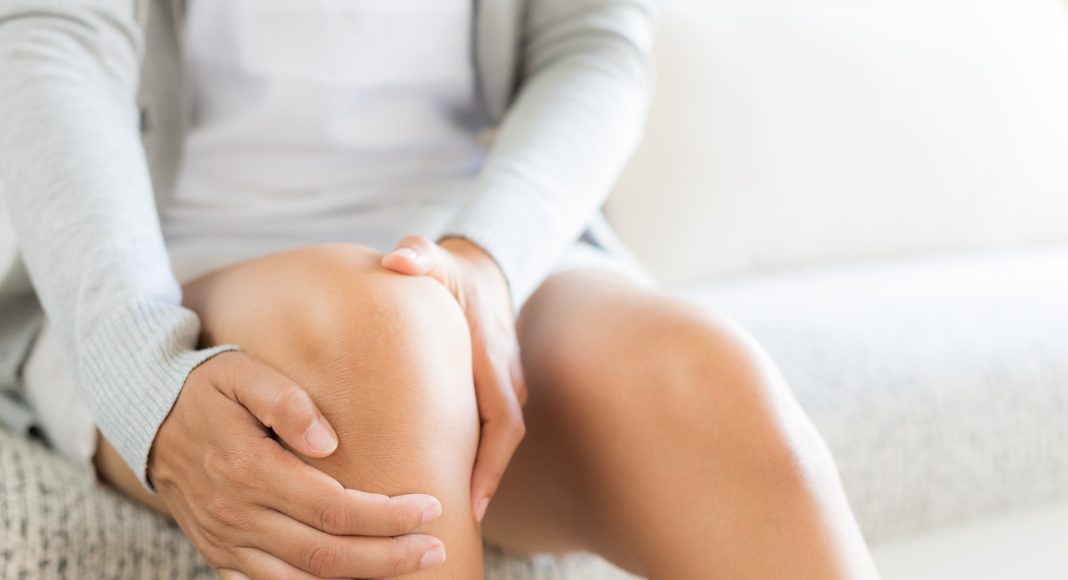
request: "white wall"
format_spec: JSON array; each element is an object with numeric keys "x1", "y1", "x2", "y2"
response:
[{"x1": 608, "y1": 0, "x2": 1068, "y2": 284}]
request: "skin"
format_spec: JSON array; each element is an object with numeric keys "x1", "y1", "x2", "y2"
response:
[{"x1": 96, "y1": 238, "x2": 881, "y2": 579}]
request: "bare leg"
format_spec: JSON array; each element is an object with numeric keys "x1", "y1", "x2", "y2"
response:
[
  {"x1": 483, "y1": 272, "x2": 880, "y2": 580},
  {"x1": 95, "y1": 244, "x2": 484, "y2": 579}
]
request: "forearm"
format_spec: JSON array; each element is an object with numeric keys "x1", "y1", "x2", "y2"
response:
[
  {"x1": 0, "y1": 3, "x2": 235, "y2": 487},
  {"x1": 443, "y1": 0, "x2": 656, "y2": 305}
]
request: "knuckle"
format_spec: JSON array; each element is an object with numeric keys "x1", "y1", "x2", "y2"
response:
[
  {"x1": 386, "y1": 498, "x2": 422, "y2": 532},
  {"x1": 302, "y1": 543, "x2": 339, "y2": 577},
  {"x1": 198, "y1": 525, "x2": 229, "y2": 552},
  {"x1": 201, "y1": 447, "x2": 229, "y2": 481},
  {"x1": 215, "y1": 443, "x2": 258, "y2": 481},
  {"x1": 253, "y1": 437, "x2": 280, "y2": 465},
  {"x1": 511, "y1": 373, "x2": 529, "y2": 403},
  {"x1": 506, "y1": 412, "x2": 527, "y2": 440},
  {"x1": 204, "y1": 495, "x2": 230, "y2": 520},
  {"x1": 255, "y1": 566, "x2": 287, "y2": 580},
  {"x1": 403, "y1": 234, "x2": 431, "y2": 248},
  {"x1": 274, "y1": 384, "x2": 313, "y2": 425},
  {"x1": 315, "y1": 497, "x2": 343, "y2": 534},
  {"x1": 216, "y1": 353, "x2": 249, "y2": 389},
  {"x1": 387, "y1": 537, "x2": 416, "y2": 575},
  {"x1": 211, "y1": 502, "x2": 247, "y2": 530}
]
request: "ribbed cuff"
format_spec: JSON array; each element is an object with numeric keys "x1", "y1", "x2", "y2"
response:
[{"x1": 79, "y1": 299, "x2": 237, "y2": 490}]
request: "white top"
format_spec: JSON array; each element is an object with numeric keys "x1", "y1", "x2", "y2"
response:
[
  {"x1": 15, "y1": 0, "x2": 653, "y2": 475},
  {"x1": 163, "y1": 0, "x2": 486, "y2": 282}
]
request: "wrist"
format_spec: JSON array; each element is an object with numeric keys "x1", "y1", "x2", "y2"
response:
[{"x1": 439, "y1": 237, "x2": 508, "y2": 290}]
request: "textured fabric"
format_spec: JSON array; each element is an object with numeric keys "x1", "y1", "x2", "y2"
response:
[
  {"x1": 0, "y1": 0, "x2": 656, "y2": 487},
  {"x1": 0, "y1": 0, "x2": 240, "y2": 487},
  {"x1": 0, "y1": 428, "x2": 639, "y2": 579},
  {"x1": 22, "y1": 324, "x2": 97, "y2": 468},
  {"x1": 0, "y1": 429, "x2": 213, "y2": 579},
  {"x1": 678, "y1": 245, "x2": 1068, "y2": 541}
]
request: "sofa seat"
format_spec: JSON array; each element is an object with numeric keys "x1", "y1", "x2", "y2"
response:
[
  {"x1": 2, "y1": 245, "x2": 1066, "y2": 578},
  {"x1": 0, "y1": 426, "x2": 639, "y2": 579},
  {"x1": 678, "y1": 244, "x2": 1068, "y2": 542}
]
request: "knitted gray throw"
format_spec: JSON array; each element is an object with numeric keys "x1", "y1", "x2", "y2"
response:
[{"x1": 0, "y1": 428, "x2": 636, "y2": 579}]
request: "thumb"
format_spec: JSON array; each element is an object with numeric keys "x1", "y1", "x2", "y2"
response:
[
  {"x1": 380, "y1": 235, "x2": 450, "y2": 284},
  {"x1": 213, "y1": 353, "x2": 339, "y2": 458}
]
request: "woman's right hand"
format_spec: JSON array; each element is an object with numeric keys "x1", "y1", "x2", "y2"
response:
[{"x1": 148, "y1": 351, "x2": 447, "y2": 579}]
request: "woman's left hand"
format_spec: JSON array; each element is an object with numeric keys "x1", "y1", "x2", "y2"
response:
[{"x1": 381, "y1": 235, "x2": 527, "y2": 523}]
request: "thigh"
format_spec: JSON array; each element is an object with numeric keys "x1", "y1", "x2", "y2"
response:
[
  {"x1": 481, "y1": 271, "x2": 673, "y2": 554},
  {"x1": 481, "y1": 270, "x2": 789, "y2": 559}
]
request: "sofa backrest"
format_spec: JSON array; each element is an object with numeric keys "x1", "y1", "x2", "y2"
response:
[{"x1": 607, "y1": 0, "x2": 1068, "y2": 285}]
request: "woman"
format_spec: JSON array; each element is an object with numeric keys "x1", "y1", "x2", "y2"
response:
[{"x1": 0, "y1": 0, "x2": 880, "y2": 578}]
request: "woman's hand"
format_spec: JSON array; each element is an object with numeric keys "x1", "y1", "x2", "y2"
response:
[
  {"x1": 149, "y1": 351, "x2": 447, "y2": 578},
  {"x1": 381, "y1": 236, "x2": 527, "y2": 523}
]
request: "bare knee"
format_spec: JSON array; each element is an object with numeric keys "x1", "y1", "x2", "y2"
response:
[
  {"x1": 250, "y1": 243, "x2": 469, "y2": 364},
  {"x1": 528, "y1": 285, "x2": 837, "y2": 493},
  {"x1": 188, "y1": 242, "x2": 479, "y2": 488},
  {"x1": 658, "y1": 313, "x2": 839, "y2": 489},
  {"x1": 180, "y1": 244, "x2": 485, "y2": 578},
  {"x1": 653, "y1": 313, "x2": 828, "y2": 449},
  {"x1": 283, "y1": 245, "x2": 478, "y2": 479}
]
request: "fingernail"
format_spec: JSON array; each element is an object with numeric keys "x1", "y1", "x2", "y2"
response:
[
  {"x1": 391, "y1": 247, "x2": 419, "y2": 261},
  {"x1": 420, "y1": 544, "x2": 447, "y2": 569},
  {"x1": 420, "y1": 498, "x2": 443, "y2": 525},
  {"x1": 304, "y1": 419, "x2": 338, "y2": 454},
  {"x1": 475, "y1": 496, "x2": 490, "y2": 523}
]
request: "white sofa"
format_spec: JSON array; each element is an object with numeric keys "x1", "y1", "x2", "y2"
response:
[
  {"x1": 3, "y1": 0, "x2": 1068, "y2": 578},
  {"x1": 607, "y1": 0, "x2": 1068, "y2": 577}
]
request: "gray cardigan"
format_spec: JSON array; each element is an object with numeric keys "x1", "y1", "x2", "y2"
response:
[{"x1": 0, "y1": 0, "x2": 655, "y2": 485}]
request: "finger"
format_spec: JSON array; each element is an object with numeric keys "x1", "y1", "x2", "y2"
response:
[
  {"x1": 231, "y1": 547, "x2": 343, "y2": 580},
  {"x1": 469, "y1": 330, "x2": 527, "y2": 521},
  {"x1": 256, "y1": 510, "x2": 446, "y2": 578},
  {"x1": 256, "y1": 440, "x2": 443, "y2": 535},
  {"x1": 469, "y1": 340, "x2": 526, "y2": 522},
  {"x1": 510, "y1": 341, "x2": 529, "y2": 408},
  {"x1": 216, "y1": 570, "x2": 249, "y2": 580},
  {"x1": 215, "y1": 354, "x2": 339, "y2": 458},
  {"x1": 471, "y1": 409, "x2": 525, "y2": 523},
  {"x1": 380, "y1": 235, "x2": 449, "y2": 283}
]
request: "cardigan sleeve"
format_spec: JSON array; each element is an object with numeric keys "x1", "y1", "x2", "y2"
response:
[
  {"x1": 0, "y1": 1, "x2": 236, "y2": 489},
  {"x1": 441, "y1": 0, "x2": 657, "y2": 306}
]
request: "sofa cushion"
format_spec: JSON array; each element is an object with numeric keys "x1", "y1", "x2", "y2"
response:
[
  {"x1": 0, "y1": 428, "x2": 636, "y2": 579},
  {"x1": 676, "y1": 245, "x2": 1068, "y2": 540},
  {"x1": 608, "y1": 0, "x2": 1068, "y2": 285}
]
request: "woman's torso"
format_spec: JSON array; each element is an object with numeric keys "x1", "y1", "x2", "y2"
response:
[{"x1": 162, "y1": 0, "x2": 488, "y2": 282}]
